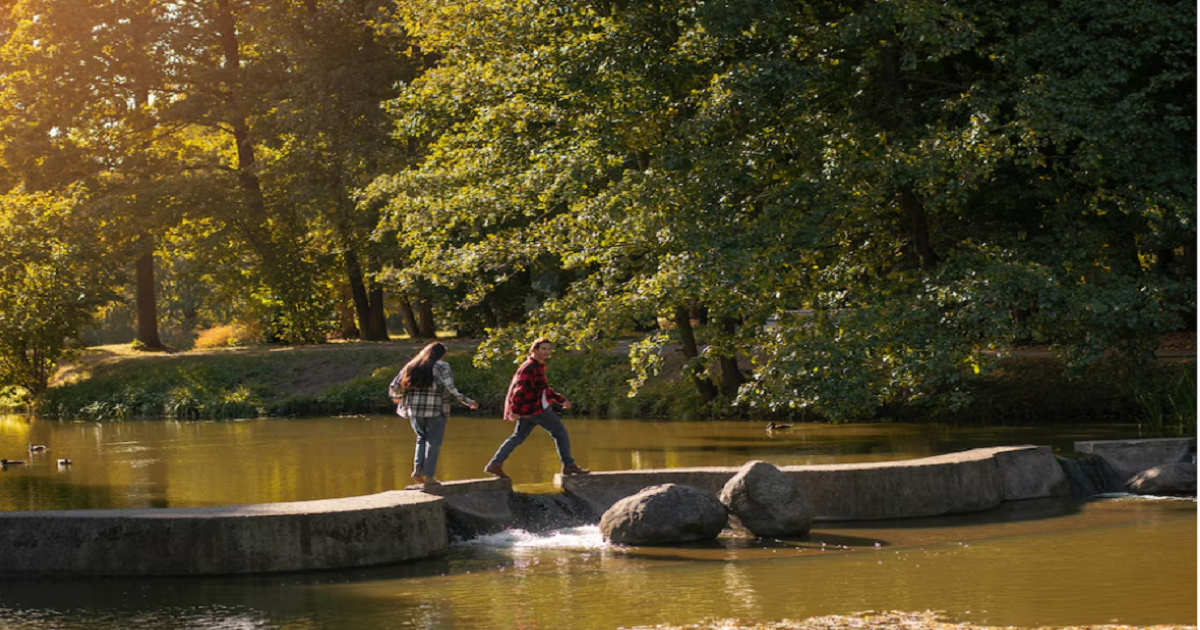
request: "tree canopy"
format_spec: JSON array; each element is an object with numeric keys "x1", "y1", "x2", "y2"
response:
[
  {"x1": 0, "y1": 0, "x2": 1191, "y2": 416},
  {"x1": 371, "y1": 0, "x2": 1194, "y2": 420}
]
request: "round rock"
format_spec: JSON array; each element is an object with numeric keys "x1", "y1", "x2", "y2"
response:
[
  {"x1": 719, "y1": 460, "x2": 813, "y2": 538},
  {"x1": 1126, "y1": 462, "x2": 1197, "y2": 497},
  {"x1": 599, "y1": 483, "x2": 728, "y2": 545}
]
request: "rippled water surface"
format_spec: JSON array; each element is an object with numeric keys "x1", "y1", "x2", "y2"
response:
[{"x1": 0, "y1": 415, "x2": 1194, "y2": 629}]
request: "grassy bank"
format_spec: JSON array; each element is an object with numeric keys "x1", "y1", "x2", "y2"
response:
[
  {"x1": 39, "y1": 341, "x2": 707, "y2": 422},
  {"x1": 34, "y1": 340, "x2": 1196, "y2": 433}
]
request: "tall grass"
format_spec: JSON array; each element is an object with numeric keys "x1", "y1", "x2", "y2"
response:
[{"x1": 1133, "y1": 367, "x2": 1197, "y2": 437}]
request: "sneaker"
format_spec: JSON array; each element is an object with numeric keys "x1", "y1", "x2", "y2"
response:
[
  {"x1": 484, "y1": 463, "x2": 509, "y2": 479},
  {"x1": 561, "y1": 464, "x2": 590, "y2": 475},
  {"x1": 423, "y1": 478, "x2": 442, "y2": 488},
  {"x1": 411, "y1": 473, "x2": 425, "y2": 484}
]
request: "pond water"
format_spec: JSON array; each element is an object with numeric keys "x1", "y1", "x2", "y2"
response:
[{"x1": 0, "y1": 415, "x2": 1194, "y2": 629}]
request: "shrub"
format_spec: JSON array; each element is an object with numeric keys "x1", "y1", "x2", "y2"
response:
[{"x1": 194, "y1": 325, "x2": 257, "y2": 349}]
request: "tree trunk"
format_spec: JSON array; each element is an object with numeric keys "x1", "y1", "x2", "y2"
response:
[
  {"x1": 134, "y1": 251, "x2": 166, "y2": 350},
  {"x1": 362, "y1": 252, "x2": 389, "y2": 341},
  {"x1": 366, "y1": 286, "x2": 389, "y2": 340},
  {"x1": 396, "y1": 296, "x2": 420, "y2": 338},
  {"x1": 214, "y1": 0, "x2": 323, "y2": 344},
  {"x1": 674, "y1": 306, "x2": 717, "y2": 403},
  {"x1": 416, "y1": 299, "x2": 437, "y2": 338},
  {"x1": 899, "y1": 187, "x2": 938, "y2": 270},
  {"x1": 877, "y1": 47, "x2": 938, "y2": 271},
  {"x1": 717, "y1": 317, "x2": 745, "y2": 397},
  {"x1": 213, "y1": 0, "x2": 275, "y2": 264},
  {"x1": 337, "y1": 284, "x2": 359, "y2": 339},
  {"x1": 343, "y1": 249, "x2": 371, "y2": 339}
]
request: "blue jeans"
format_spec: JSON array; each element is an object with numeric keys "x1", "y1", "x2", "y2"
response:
[
  {"x1": 487, "y1": 408, "x2": 575, "y2": 467},
  {"x1": 410, "y1": 414, "x2": 447, "y2": 478}
]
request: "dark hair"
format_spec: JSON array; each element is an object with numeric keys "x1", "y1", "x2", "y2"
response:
[
  {"x1": 401, "y1": 342, "x2": 447, "y2": 388},
  {"x1": 529, "y1": 337, "x2": 553, "y2": 354}
]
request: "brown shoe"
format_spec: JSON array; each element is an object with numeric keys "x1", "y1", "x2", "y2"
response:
[
  {"x1": 561, "y1": 464, "x2": 590, "y2": 475},
  {"x1": 411, "y1": 473, "x2": 425, "y2": 485},
  {"x1": 423, "y1": 478, "x2": 442, "y2": 488},
  {"x1": 484, "y1": 463, "x2": 509, "y2": 479}
]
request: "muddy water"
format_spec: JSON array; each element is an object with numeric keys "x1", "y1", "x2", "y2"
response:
[{"x1": 0, "y1": 415, "x2": 1194, "y2": 629}]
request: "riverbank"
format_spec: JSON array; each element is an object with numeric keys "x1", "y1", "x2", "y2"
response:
[
  {"x1": 40, "y1": 339, "x2": 704, "y2": 421},
  {"x1": 34, "y1": 334, "x2": 1197, "y2": 427},
  {"x1": 625, "y1": 611, "x2": 1195, "y2": 630}
]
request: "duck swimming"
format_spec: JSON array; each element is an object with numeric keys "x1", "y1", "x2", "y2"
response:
[
  {"x1": 766, "y1": 422, "x2": 793, "y2": 431},
  {"x1": 28, "y1": 443, "x2": 47, "y2": 453}
]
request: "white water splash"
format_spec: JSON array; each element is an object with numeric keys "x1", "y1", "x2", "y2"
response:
[
  {"x1": 458, "y1": 526, "x2": 607, "y2": 550},
  {"x1": 1102, "y1": 492, "x2": 1198, "y2": 502}
]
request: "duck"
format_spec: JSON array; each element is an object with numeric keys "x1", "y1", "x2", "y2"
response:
[
  {"x1": 28, "y1": 443, "x2": 47, "y2": 453},
  {"x1": 1, "y1": 459, "x2": 26, "y2": 466},
  {"x1": 766, "y1": 422, "x2": 793, "y2": 431},
  {"x1": 57, "y1": 458, "x2": 72, "y2": 467}
]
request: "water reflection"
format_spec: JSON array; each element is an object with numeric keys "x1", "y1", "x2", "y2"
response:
[
  {"x1": 0, "y1": 415, "x2": 1151, "y2": 511},
  {"x1": 0, "y1": 415, "x2": 1193, "y2": 629},
  {"x1": 0, "y1": 498, "x2": 1192, "y2": 629}
]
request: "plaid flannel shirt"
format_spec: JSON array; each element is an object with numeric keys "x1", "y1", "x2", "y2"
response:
[
  {"x1": 389, "y1": 360, "x2": 476, "y2": 419},
  {"x1": 503, "y1": 356, "x2": 565, "y2": 420}
]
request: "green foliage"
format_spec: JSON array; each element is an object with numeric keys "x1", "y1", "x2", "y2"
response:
[
  {"x1": 0, "y1": 191, "x2": 117, "y2": 398},
  {"x1": 887, "y1": 356, "x2": 1197, "y2": 429},
  {"x1": 0, "y1": 0, "x2": 429, "y2": 348},
  {"x1": 0, "y1": 0, "x2": 1191, "y2": 421},
  {"x1": 372, "y1": 0, "x2": 1194, "y2": 421}
]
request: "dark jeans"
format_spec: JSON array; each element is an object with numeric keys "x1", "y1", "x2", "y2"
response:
[
  {"x1": 410, "y1": 413, "x2": 447, "y2": 477},
  {"x1": 487, "y1": 408, "x2": 575, "y2": 467}
]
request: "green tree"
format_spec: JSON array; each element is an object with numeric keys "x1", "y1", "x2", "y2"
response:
[
  {"x1": 0, "y1": 0, "x2": 429, "y2": 346},
  {"x1": 255, "y1": 0, "x2": 426, "y2": 341},
  {"x1": 0, "y1": 190, "x2": 116, "y2": 398},
  {"x1": 374, "y1": 0, "x2": 1193, "y2": 420}
]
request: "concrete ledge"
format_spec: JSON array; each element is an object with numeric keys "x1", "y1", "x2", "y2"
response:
[
  {"x1": 974, "y1": 445, "x2": 1071, "y2": 501},
  {"x1": 554, "y1": 468, "x2": 736, "y2": 518},
  {"x1": 788, "y1": 450, "x2": 1003, "y2": 520},
  {"x1": 557, "y1": 446, "x2": 1066, "y2": 521},
  {"x1": 416, "y1": 477, "x2": 516, "y2": 537},
  {"x1": 7, "y1": 439, "x2": 1183, "y2": 575},
  {"x1": 413, "y1": 477, "x2": 513, "y2": 497},
  {"x1": 1075, "y1": 438, "x2": 1197, "y2": 484},
  {"x1": 0, "y1": 491, "x2": 447, "y2": 576}
]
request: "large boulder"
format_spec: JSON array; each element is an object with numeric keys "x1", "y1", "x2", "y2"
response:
[
  {"x1": 719, "y1": 460, "x2": 813, "y2": 538},
  {"x1": 1075, "y1": 438, "x2": 1196, "y2": 484},
  {"x1": 599, "y1": 484, "x2": 728, "y2": 545},
  {"x1": 1126, "y1": 462, "x2": 1197, "y2": 497}
]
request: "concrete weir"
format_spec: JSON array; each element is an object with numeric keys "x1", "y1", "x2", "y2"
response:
[
  {"x1": 0, "y1": 439, "x2": 1189, "y2": 576},
  {"x1": 557, "y1": 445, "x2": 1071, "y2": 520},
  {"x1": 0, "y1": 490, "x2": 446, "y2": 576}
]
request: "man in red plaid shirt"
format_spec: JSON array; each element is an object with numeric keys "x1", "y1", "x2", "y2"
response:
[{"x1": 484, "y1": 338, "x2": 590, "y2": 478}]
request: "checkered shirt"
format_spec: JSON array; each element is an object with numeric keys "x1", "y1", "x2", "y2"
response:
[
  {"x1": 503, "y1": 355, "x2": 566, "y2": 420},
  {"x1": 389, "y1": 360, "x2": 476, "y2": 418}
]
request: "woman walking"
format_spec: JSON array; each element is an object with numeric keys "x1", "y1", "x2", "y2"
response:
[{"x1": 389, "y1": 342, "x2": 478, "y2": 487}]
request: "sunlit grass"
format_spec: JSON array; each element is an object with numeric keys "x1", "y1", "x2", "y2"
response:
[{"x1": 39, "y1": 342, "x2": 704, "y2": 421}]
